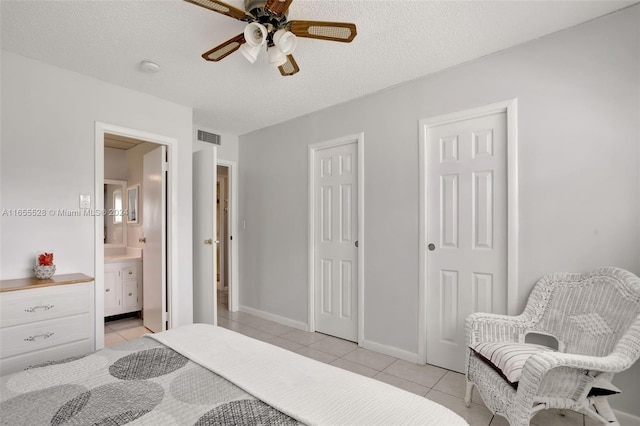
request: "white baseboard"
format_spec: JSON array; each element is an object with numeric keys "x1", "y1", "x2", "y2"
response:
[
  {"x1": 236, "y1": 307, "x2": 419, "y2": 363},
  {"x1": 613, "y1": 409, "x2": 640, "y2": 426},
  {"x1": 238, "y1": 305, "x2": 308, "y2": 331},
  {"x1": 361, "y1": 339, "x2": 420, "y2": 364}
]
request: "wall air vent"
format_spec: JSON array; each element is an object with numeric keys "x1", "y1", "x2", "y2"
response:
[{"x1": 197, "y1": 130, "x2": 221, "y2": 145}]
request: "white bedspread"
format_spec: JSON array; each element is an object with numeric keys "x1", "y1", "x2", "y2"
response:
[{"x1": 150, "y1": 324, "x2": 467, "y2": 426}]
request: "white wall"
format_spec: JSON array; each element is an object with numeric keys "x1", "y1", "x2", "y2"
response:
[
  {"x1": 238, "y1": 6, "x2": 640, "y2": 415},
  {"x1": 192, "y1": 125, "x2": 239, "y2": 162},
  {"x1": 0, "y1": 51, "x2": 194, "y2": 327}
]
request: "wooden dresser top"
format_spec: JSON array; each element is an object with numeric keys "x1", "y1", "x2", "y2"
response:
[{"x1": 0, "y1": 274, "x2": 94, "y2": 293}]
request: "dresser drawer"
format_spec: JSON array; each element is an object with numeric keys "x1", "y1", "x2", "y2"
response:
[
  {"x1": 0, "y1": 339, "x2": 93, "y2": 376},
  {"x1": 0, "y1": 283, "x2": 91, "y2": 328},
  {"x1": 0, "y1": 313, "x2": 91, "y2": 359}
]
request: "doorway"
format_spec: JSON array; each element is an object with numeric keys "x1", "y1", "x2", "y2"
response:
[
  {"x1": 104, "y1": 138, "x2": 165, "y2": 337},
  {"x1": 216, "y1": 159, "x2": 239, "y2": 315},
  {"x1": 308, "y1": 133, "x2": 365, "y2": 344},
  {"x1": 418, "y1": 100, "x2": 519, "y2": 371},
  {"x1": 95, "y1": 123, "x2": 177, "y2": 350},
  {"x1": 217, "y1": 165, "x2": 229, "y2": 304}
]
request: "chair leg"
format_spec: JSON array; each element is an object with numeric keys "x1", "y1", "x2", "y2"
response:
[
  {"x1": 464, "y1": 381, "x2": 474, "y2": 407},
  {"x1": 590, "y1": 398, "x2": 620, "y2": 426}
]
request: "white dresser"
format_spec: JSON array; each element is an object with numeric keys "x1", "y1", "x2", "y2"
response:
[{"x1": 0, "y1": 274, "x2": 95, "y2": 376}]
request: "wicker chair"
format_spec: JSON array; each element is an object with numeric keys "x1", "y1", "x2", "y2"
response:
[{"x1": 465, "y1": 267, "x2": 640, "y2": 426}]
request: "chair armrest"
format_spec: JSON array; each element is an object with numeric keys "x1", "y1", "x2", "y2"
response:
[
  {"x1": 508, "y1": 351, "x2": 631, "y2": 424},
  {"x1": 525, "y1": 351, "x2": 632, "y2": 375},
  {"x1": 520, "y1": 352, "x2": 627, "y2": 402},
  {"x1": 465, "y1": 312, "x2": 532, "y2": 345}
]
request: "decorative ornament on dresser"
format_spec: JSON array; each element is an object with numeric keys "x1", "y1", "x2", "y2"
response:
[{"x1": 33, "y1": 252, "x2": 56, "y2": 279}]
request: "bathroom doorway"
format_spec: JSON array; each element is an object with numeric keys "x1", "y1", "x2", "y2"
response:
[{"x1": 95, "y1": 123, "x2": 177, "y2": 350}]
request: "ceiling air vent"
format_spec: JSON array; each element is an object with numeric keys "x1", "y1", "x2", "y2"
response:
[{"x1": 197, "y1": 130, "x2": 221, "y2": 145}]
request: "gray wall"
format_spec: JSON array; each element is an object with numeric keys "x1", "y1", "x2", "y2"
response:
[{"x1": 239, "y1": 6, "x2": 640, "y2": 415}]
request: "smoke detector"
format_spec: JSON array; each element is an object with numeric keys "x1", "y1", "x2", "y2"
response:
[{"x1": 140, "y1": 60, "x2": 160, "y2": 73}]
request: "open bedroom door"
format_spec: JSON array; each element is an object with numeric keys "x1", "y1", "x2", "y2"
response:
[{"x1": 193, "y1": 147, "x2": 218, "y2": 325}]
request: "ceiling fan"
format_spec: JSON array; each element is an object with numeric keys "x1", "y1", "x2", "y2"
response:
[{"x1": 184, "y1": 0, "x2": 357, "y2": 76}]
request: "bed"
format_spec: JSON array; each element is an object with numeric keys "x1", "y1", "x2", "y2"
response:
[{"x1": 1, "y1": 324, "x2": 467, "y2": 425}]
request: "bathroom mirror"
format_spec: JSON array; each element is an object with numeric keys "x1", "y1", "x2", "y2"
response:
[
  {"x1": 127, "y1": 185, "x2": 139, "y2": 224},
  {"x1": 104, "y1": 179, "x2": 128, "y2": 247},
  {"x1": 113, "y1": 189, "x2": 123, "y2": 224}
]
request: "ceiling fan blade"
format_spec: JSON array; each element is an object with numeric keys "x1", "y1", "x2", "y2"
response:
[
  {"x1": 264, "y1": 0, "x2": 294, "y2": 15},
  {"x1": 278, "y1": 54, "x2": 300, "y2": 76},
  {"x1": 184, "y1": 0, "x2": 253, "y2": 22},
  {"x1": 289, "y1": 20, "x2": 357, "y2": 43},
  {"x1": 202, "y1": 33, "x2": 246, "y2": 61}
]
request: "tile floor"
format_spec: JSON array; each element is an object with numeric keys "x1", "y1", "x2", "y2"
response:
[
  {"x1": 102, "y1": 291, "x2": 601, "y2": 426},
  {"x1": 215, "y1": 289, "x2": 600, "y2": 426},
  {"x1": 104, "y1": 316, "x2": 152, "y2": 347}
]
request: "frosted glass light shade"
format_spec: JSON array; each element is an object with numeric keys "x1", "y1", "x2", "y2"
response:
[
  {"x1": 273, "y1": 30, "x2": 297, "y2": 55},
  {"x1": 244, "y1": 22, "x2": 268, "y2": 47},
  {"x1": 240, "y1": 44, "x2": 261, "y2": 63},
  {"x1": 268, "y1": 46, "x2": 287, "y2": 66}
]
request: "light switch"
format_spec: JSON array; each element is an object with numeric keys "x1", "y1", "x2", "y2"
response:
[{"x1": 80, "y1": 194, "x2": 91, "y2": 209}]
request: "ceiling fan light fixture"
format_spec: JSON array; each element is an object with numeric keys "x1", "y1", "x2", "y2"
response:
[
  {"x1": 273, "y1": 29, "x2": 297, "y2": 55},
  {"x1": 267, "y1": 46, "x2": 287, "y2": 66},
  {"x1": 244, "y1": 22, "x2": 268, "y2": 47},
  {"x1": 184, "y1": 0, "x2": 358, "y2": 77}
]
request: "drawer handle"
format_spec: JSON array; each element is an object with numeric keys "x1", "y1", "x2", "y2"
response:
[
  {"x1": 24, "y1": 304, "x2": 55, "y2": 313},
  {"x1": 128, "y1": 271, "x2": 133, "y2": 275},
  {"x1": 128, "y1": 293, "x2": 133, "y2": 296},
  {"x1": 106, "y1": 289, "x2": 110, "y2": 292},
  {"x1": 24, "y1": 332, "x2": 54, "y2": 342}
]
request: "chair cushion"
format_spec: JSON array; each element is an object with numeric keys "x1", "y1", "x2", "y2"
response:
[
  {"x1": 470, "y1": 341, "x2": 555, "y2": 384},
  {"x1": 469, "y1": 342, "x2": 621, "y2": 397}
]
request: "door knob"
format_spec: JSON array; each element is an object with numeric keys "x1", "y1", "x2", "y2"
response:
[
  {"x1": 428, "y1": 243, "x2": 436, "y2": 251},
  {"x1": 204, "y1": 239, "x2": 213, "y2": 245},
  {"x1": 139, "y1": 237, "x2": 146, "y2": 243}
]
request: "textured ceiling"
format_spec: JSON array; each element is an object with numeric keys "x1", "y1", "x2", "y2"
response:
[{"x1": 1, "y1": 0, "x2": 635, "y2": 135}]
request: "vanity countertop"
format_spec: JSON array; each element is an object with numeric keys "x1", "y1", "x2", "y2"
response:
[
  {"x1": 104, "y1": 247, "x2": 142, "y2": 263},
  {"x1": 105, "y1": 254, "x2": 141, "y2": 262}
]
